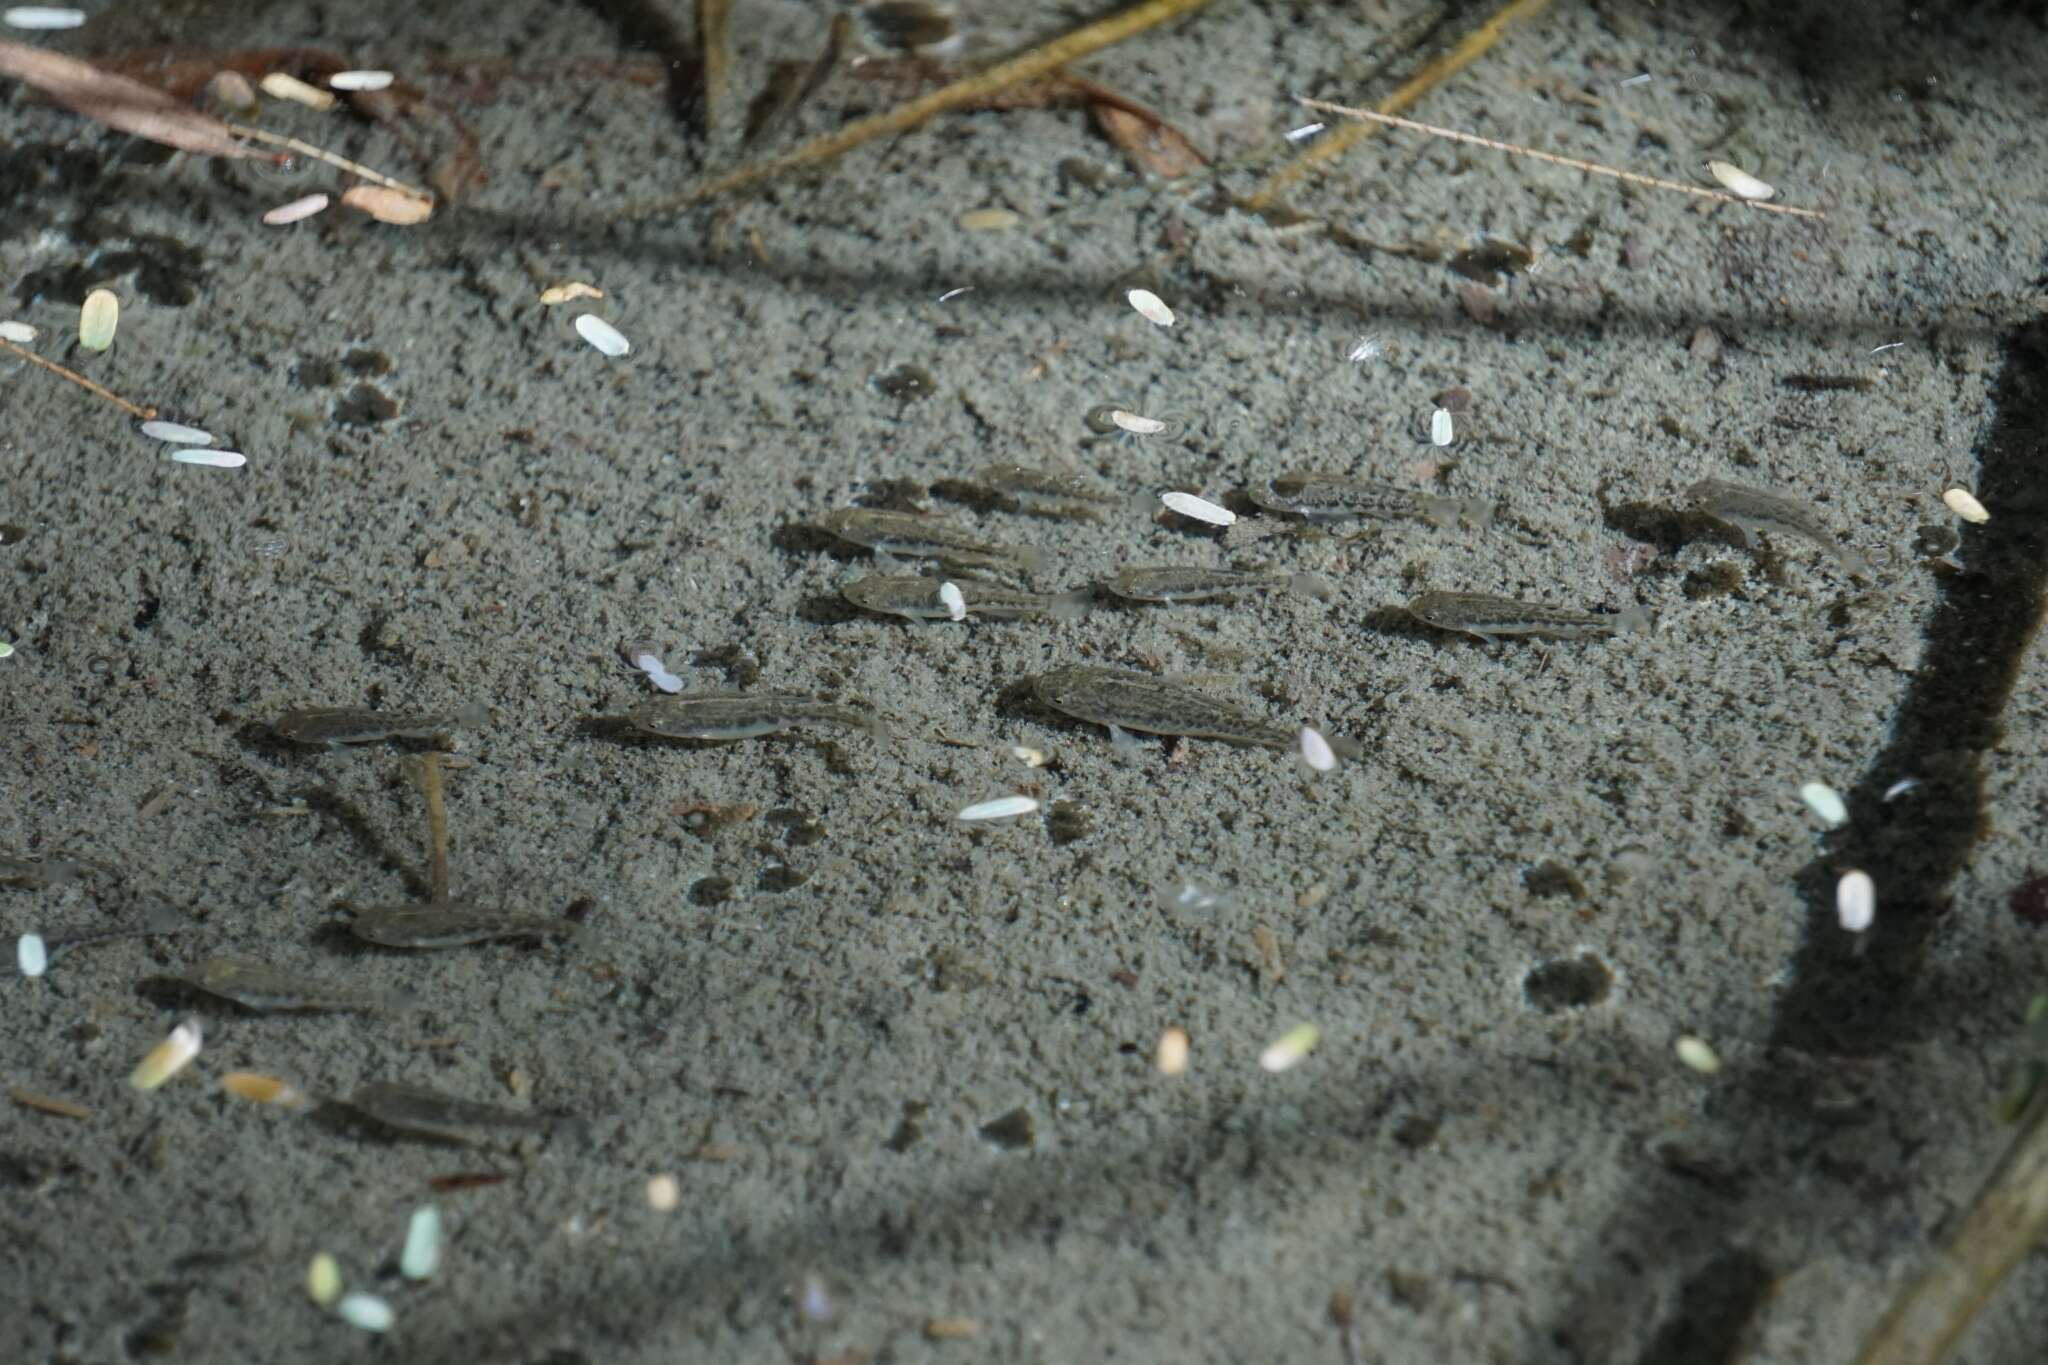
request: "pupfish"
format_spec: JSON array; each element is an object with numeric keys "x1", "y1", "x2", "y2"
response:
[
  {"x1": 1107, "y1": 566, "x2": 1334, "y2": 604},
  {"x1": 843, "y1": 574, "x2": 1093, "y2": 622},
  {"x1": 817, "y1": 508, "x2": 1051, "y2": 573},
  {"x1": 1406, "y1": 591, "x2": 1650, "y2": 643},
  {"x1": 1249, "y1": 472, "x2": 1494, "y2": 530},
  {"x1": 976, "y1": 462, "x2": 1119, "y2": 508},
  {"x1": 349, "y1": 902, "x2": 576, "y2": 949},
  {"x1": 346, "y1": 1080, "x2": 581, "y2": 1144},
  {"x1": 1, "y1": 854, "x2": 89, "y2": 889},
  {"x1": 1033, "y1": 665, "x2": 1302, "y2": 749},
  {"x1": 175, "y1": 956, "x2": 413, "y2": 1012},
  {"x1": 1682, "y1": 479, "x2": 1873, "y2": 578},
  {"x1": 275, "y1": 703, "x2": 489, "y2": 747},
  {"x1": 628, "y1": 691, "x2": 888, "y2": 740}
]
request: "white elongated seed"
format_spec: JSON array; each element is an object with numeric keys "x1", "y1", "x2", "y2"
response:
[
  {"x1": 1283, "y1": 122, "x2": 1324, "y2": 143},
  {"x1": 328, "y1": 69, "x2": 395, "y2": 91},
  {"x1": 262, "y1": 193, "x2": 330, "y2": 225},
  {"x1": 140, "y1": 420, "x2": 215, "y2": 445},
  {"x1": 260, "y1": 71, "x2": 336, "y2": 110},
  {"x1": 1126, "y1": 288, "x2": 1174, "y2": 327},
  {"x1": 1942, "y1": 487, "x2": 1989, "y2": 524},
  {"x1": 79, "y1": 288, "x2": 118, "y2": 351},
  {"x1": 1837, "y1": 870, "x2": 1875, "y2": 933},
  {"x1": 957, "y1": 795, "x2": 1040, "y2": 822},
  {"x1": 17, "y1": 932, "x2": 48, "y2": 977},
  {"x1": 1299, "y1": 727, "x2": 1336, "y2": 772},
  {"x1": 170, "y1": 449, "x2": 247, "y2": 468},
  {"x1": 575, "y1": 313, "x2": 630, "y2": 357},
  {"x1": 1160, "y1": 491, "x2": 1235, "y2": 526},
  {"x1": 4, "y1": 8, "x2": 87, "y2": 29},
  {"x1": 1705, "y1": 160, "x2": 1775, "y2": 201},
  {"x1": 0, "y1": 320, "x2": 35, "y2": 342},
  {"x1": 400, "y1": 1205, "x2": 442, "y2": 1280},
  {"x1": 130, "y1": 1019, "x2": 203, "y2": 1090},
  {"x1": 1260, "y1": 1023, "x2": 1320, "y2": 1073},
  {"x1": 1429, "y1": 408, "x2": 1454, "y2": 446},
  {"x1": 336, "y1": 1292, "x2": 394, "y2": 1333},
  {"x1": 1109, "y1": 409, "x2": 1165, "y2": 435},
  {"x1": 1799, "y1": 781, "x2": 1848, "y2": 828},
  {"x1": 1674, "y1": 1035, "x2": 1721, "y2": 1074},
  {"x1": 938, "y1": 581, "x2": 967, "y2": 622}
]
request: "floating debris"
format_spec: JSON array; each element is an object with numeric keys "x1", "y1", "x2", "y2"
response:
[
  {"x1": 1034, "y1": 666, "x2": 1298, "y2": 750},
  {"x1": 1943, "y1": 487, "x2": 1990, "y2": 524},
  {"x1": 925, "y1": 1317, "x2": 981, "y2": 1341},
  {"x1": 1106, "y1": 566, "x2": 1329, "y2": 604},
  {"x1": 261, "y1": 71, "x2": 336, "y2": 109},
  {"x1": 1406, "y1": 591, "x2": 1650, "y2": 644},
  {"x1": 400, "y1": 1206, "x2": 442, "y2": 1280},
  {"x1": 646, "y1": 1173, "x2": 681, "y2": 1211},
  {"x1": 274, "y1": 703, "x2": 487, "y2": 746},
  {"x1": 1156, "y1": 1026, "x2": 1190, "y2": 1075},
  {"x1": 174, "y1": 956, "x2": 408, "y2": 1012},
  {"x1": 1260, "y1": 1022, "x2": 1320, "y2": 1073},
  {"x1": 627, "y1": 691, "x2": 887, "y2": 741},
  {"x1": 574, "y1": 313, "x2": 631, "y2": 357},
  {"x1": 1011, "y1": 744, "x2": 1047, "y2": 768},
  {"x1": 957, "y1": 795, "x2": 1039, "y2": 822},
  {"x1": 3, "y1": 8, "x2": 86, "y2": 30},
  {"x1": 1883, "y1": 778, "x2": 1921, "y2": 802},
  {"x1": 221, "y1": 1071, "x2": 308, "y2": 1109},
  {"x1": 1284, "y1": 121, "x2": 1324, "y2": 143},
  {"x1": 936, "y1": 286, "x2": 973, "y2": 304},
  {"x1": 0, "y1": 319, "x2": 35, "y2": 341},
  {"x1": 169, "y1": 449, "x2": 246, "y2": 468},
  {"x1": 538, "y1": 281, "x2": 604, "y2": 305},
  {"x1": 78, "y1": 288, "x2": 117, "y2": 351},
  {"x1": 1126, "y1": 287, "x2": 1175, "y2": 327},
  {"x1": 1429, "y1": 408, "x2": 1454, "y2": 446},
  {"x1": 262, "y1": 193, "x2": 330, "y2": 225},
  {"x1": 349, "y1": 903, "x2": 573, "y2": 949},
  {"x1": 1300, "y1": 727, "x2": 1336, "y2": 772},
  {"x1": 16, "y1": 932, "x2": 47, "y2": 978},
  {"x1": 130, "y1": 1019, "x2": 203, "y2": 1091},
  {"x1": 1683, "y1": 479, "x2": 1871, "y2": 579},
  {"x1": 1346, "y1": 333, "x2": 1383, "y2": 363},
  {"x1": 1160, "y1": 491, "x2": 1235, "y2": 526},
  {"x1": 1705, "y1": 159, "x2": 1774, "y2": 201},
  {"x1": 306, "y1": 1253, "x2": 343, "y2": 1307},
  {"x1": 1674, "y1": 1035, "x2": 1721, "y2": 1074},
  {"x1": 620, "y1": 642, "x2": 683, "y2": 693},
  {"x1": 1109, "y1": 409, "x2": 1166, "y2": 435},
  {"x1": 335, "y1": 1292, "x2": 394, "y2": 1333},
  {"x1": 340, "y1": 186, "x2": 433, "y2": 225},
  {"x1": 10, "y1": 1087, "x2": 91, "y2": 1119},
  {"x1": 345, "y1": 1080, "x2": 572, "y2": 1144},
  {"x1": 938, "y1": 581, "x2": 967, "y2": 622},
  {"x1": 1837, "y1": 870, "x2": 1875, "y2": 933},
  {"x1": 327, "y1": 69, "x2": 394, "y2": 92},
  {"x1": 957, "y1": 207, "x2": 1019, "y2": 231},
  {"x1": 139, "y1": 419, "x2": 214, "y2": 444},
  {"x1": 1799, "y1": 781, "x2": 1849, "y2": 829},
  {"x1": 818, "y1": 508, "x2": 1049, "y2": 574}
]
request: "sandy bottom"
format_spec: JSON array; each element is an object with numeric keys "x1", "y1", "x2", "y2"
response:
[{"x1": 6, "y1": 2, "x2": 2048, "y2": 1361}]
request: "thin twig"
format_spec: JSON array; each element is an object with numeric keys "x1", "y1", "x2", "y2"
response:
[
  {"x1": 1298, "y1": 97, "x2": 1827, "y2": 220},
  {"x1": 419, "y1": 754, "x2": 450, "y2": 906},
  {"x1": 622, "y1": 0, "x2": 1214, "y2": 219},
  {"x1": 0, "y1": 337, "x2": 156, "y2": 419},
  {"x1": 222, "y1": 119, "x2": 433, "y2": 200},
  {"x1": 1248, "y1": 0, "x2": 1553, "y2": 209}
]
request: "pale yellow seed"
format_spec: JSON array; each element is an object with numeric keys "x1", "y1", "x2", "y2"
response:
[
  {"x1": 645, "y1": 1173, "x2": 681, "y2": 1211},
  {"x1": 924, "y1": 1317, "x2": 981, "y2": 1340},
  {"x1": 1942, "y1": 487, "x2": 1989, "y2": 524},
  {"x1": 260, "y1": 71, "x2": 337, "y2": 110},
  {"x1": 306, "y1": 1253, "x2": 343, "y2": 1307},
  {"x1": 1156, "y1": 1026, "x2": 1190, "y2": 1075},
  {"x1": 221, "y1": 1070, "x2": 306, "y2": 1108},
  {"x1": 129, "y1": 1020, "x2": 202, "y2": 1091},
  {"x1": 78, "y1": 288, "x2": 118, "y2": 351},
  {"x1": 339, "y1": 186, "x2": 434, "y2": 226},
  {"x1": 1674, "y1": 1035, "x2": 1720, "y2": 1074},
  {"x1": 1259, "y1": 1022, "x2": 1319, "y2": 1073},
  {"x1": 1705, "y1": 159, "x2": 1775, "y2": 201},
  {"x1": 957, "y1": 208, "x2": 1020, "y2": 232}
]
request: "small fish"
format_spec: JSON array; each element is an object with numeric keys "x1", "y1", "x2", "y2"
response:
[
  {"x1": 275, "y1": 703, "x2": 489, "y2": 747},
  {"x1": 976, "y1": 462, "x2": 1118, "y2": 507},
  {"x1": 1249, "y1": 472, "x2": 1494, "y2": 530},
  {"x1": 628, "y1": 691, "x2": 888, "y2": 741},
  {"x1": 1683, "y1": 479, "x2": 1873, "y2": 579},
  {"x1": 175, "y1": 956, "x2": 411, "y2": 1012},
  {"x1": 349, "y1": 903, "x2": 575, "y2": 949},
  {"x1": 1033, "y1": 666, "x2": 1302, "y2": 749},
  {"x1": 843, "y1": 574, "x2": 1093, "y2": 622},
  {"x1": 0, "y1": 854, "x2": 88, "y2": 889},
  {"x1": 1107, "y1": 566, "x2": 1333, "y2": 604},
  {"x1": 817, "y1": 508, "x2": 1050, "y2": 574},
  {"x1": 1406, "y1": 591, "x2": 1650, "y2": 643},
  {"x1": 346, "y1": 1080, "x2": 578, "y2": 1144}
]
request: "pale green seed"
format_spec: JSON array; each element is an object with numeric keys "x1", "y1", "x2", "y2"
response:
[
  {"x1": 400, "y1": 1205, "x2": 442, "y2": 1280},
  {"x1": 79, "y1": 288, "x2": 118, "y2": 351},
  {"x1": 306, "y1": 1253, "x2": 342, "y2": 1307}
]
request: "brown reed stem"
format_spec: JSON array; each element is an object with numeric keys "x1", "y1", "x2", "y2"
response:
[{"x1": 1, "y1": 336, "x2": 156, "y2": 419}]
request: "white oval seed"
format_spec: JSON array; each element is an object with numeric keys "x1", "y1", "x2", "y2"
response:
[
  {"x1": 328, "y1": 69, "x2": 395, "y2": 92},
  {"x1": 575, "y1": 313, "x2": 631, "y2": 357},
  {"x1": 957, "y1": 795, "x2": 1040, "y2": 822},
  {"x1": 1799, "y1": 781, "x2": 1848, "y2": 829},
  {"x1": 79, "y1": 288, "x2": 118, "y2": 351},
  {"x1": 3, "y1": 7, "x2": 87, "y2": 29},
  {"x1": 1259, "y1": 1023, "x2": 1320, "y2": 1073},
  {"x1": 646, "y1": 1173, "x2": 681, "y2": 1211},
  {"x1": 17, "y1": 932, "x2": 48, "y2": 978},
  {"x1": 1429, "y1": 407, "x2": 1454, "y2": 446},
  {"x1": 1705, "y1": 160, "x2": 1775, "y2": 201},
  {"x1": 139, "y1": 420, "x2": 215, "y2": 445},
  {"x1": 170, "y1": 450, "x2": 247, "y2": 468},
  {"x1": 1942, "y1": 487, "x2": 1989, "y2": 524},
  {"x1": 1109, "y1": 409, "x2": 1165, "y2": 435},
  {"x1": 336, "y1": 1292, "x2": 394, "y2": 1333},
  {"x1": 1299, "y1": 726, "x2": 1336, "y2": 772},
  {"x1": 0, "y1": 320, "x2": 35, "y2": 342},
  {"x1": 1836, "y1": 869, "x2": 1875, "y2": 933},
  {"x1": 938, "y1": 581, "x2": 967, "y2": 622},
  {"x1": 262, "y1": 193, "x2": 330, "y2": 225},
  {"x1": 1674, "y1": 1035, "x2": 1721, "y2": 1074},
  {"x1": 1156, "y1": 1026, "x2": 1190, "y2": 1075},
  {"x1": 1160, "y1": 491, "x2": 1235, "y2": 526},
  {"x1": 1126, "y1": 288, "x2": 1174, "y2": 327},
  {"x1": 400, "y1": 1205, "x2": 442, "y2": 1280}
]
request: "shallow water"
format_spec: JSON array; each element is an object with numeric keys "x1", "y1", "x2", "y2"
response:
[{"x1": 5, "y1": 2, "x2": 2048, "y2": 1361}]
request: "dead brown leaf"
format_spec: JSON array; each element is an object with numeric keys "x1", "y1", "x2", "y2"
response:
[
  {"x1": 0, "y1": 39, "x2": 253, "y2": 160},
  {"x1": 1090, "y1": 101, "x2": 1206, "y2": 178}
]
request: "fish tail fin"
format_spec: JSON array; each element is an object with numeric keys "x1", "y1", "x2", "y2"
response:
[
  {"x1": 1286, "y1": 572, "x2": 1336, "y2": 601},
  {"x1": 1615, "y1": 604, "x2": 1654, "y2": 636},
  {"x1": 1046, "y1": 588, "x2": 1096, "y2": 620},
  {"x1": 1327, "y1": 732, "x2": 1365, "y2": 761},
  {"x1": 449, "y1": 701, "x2": 492, "y2": 731},
  {"x1": 1010, "y1": 545, "x2": 1055, "y2": 575},
  {"x1": 1460, "y1": 497, "x2": 1498, "y2": 531}
]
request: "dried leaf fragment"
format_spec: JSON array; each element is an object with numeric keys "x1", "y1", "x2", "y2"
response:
[
  {"x1": 1090, "y1": 101, "x2": 1204, "y2": 178},
  {"x1": 0, "y1": 39, "x2": 254, "y2": 159},
  {"x1": 538, "y1": 281, "x2": 604, "y2": 305},
  {"x1": 340, "y1": 184, "x2": 434, "y2": 225}
]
